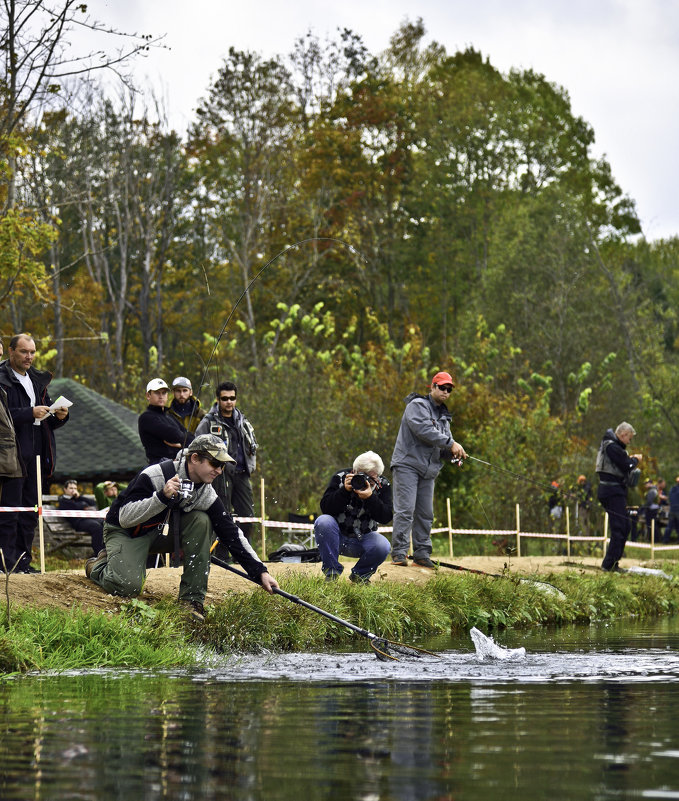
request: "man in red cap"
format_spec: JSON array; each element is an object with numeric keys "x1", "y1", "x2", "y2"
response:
[{"x1": 390, "y1": 371, "x2": 467, "y2": 568}]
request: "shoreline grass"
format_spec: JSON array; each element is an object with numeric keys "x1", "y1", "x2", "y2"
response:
[{"x1": 2, "y1": 565, "x2": 678, "y2": 675}]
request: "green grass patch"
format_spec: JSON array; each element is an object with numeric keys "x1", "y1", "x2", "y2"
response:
[{"x1": 2, "y1": 565, "x2": 679, "y2": 674}]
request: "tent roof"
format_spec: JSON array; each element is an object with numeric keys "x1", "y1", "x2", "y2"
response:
[{"x1": 49, "y1": 378, "x2": 147, "y2": 483}]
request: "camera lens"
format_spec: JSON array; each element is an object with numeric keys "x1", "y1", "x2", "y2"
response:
[{"x1": 350, "y1": 473, "x2": 368, "y2": 491}]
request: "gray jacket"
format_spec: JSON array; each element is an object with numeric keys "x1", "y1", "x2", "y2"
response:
[
  {"x1": 195, "y1": 405, "x2": 257, "y2": 474},
  {"x1": 390, "y1": 392, "x2": 454, "y2": 480}
]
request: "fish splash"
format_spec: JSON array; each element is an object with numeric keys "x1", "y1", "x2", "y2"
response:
[{"x1": 470, "y1": 627, "x2": 526, "y2": 661}]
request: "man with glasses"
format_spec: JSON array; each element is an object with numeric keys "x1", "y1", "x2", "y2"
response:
[
  {"x1": 85, "y1": 434, "x2": 277, "y2": 621},
  {"x1": 195, "y1": 381, "x2": 258, "y2": 545},
  {"x1": 390, "y1": 371, "x2": 467, "y2": 569}
]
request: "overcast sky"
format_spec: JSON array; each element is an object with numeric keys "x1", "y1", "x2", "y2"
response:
[{"x1": 86, "y1": 0, "x2": 679, "y2": 241}]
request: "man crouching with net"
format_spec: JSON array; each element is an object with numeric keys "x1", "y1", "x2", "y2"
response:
[{"x1": 85, "y1": 434, "x2": 278, "y2": 620}]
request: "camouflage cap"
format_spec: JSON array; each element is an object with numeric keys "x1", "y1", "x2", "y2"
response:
[{"x1": 187, "y1": 434, "x2": 234, "y2": 463}]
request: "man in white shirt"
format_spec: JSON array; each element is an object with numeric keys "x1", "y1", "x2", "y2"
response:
[{"x1": 0, "y1": 334, "x2": 69, "y2": 573}]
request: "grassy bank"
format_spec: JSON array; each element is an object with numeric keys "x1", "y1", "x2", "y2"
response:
[{"x1": 2, "y1": 566, "x2": 678, "y2": 675}]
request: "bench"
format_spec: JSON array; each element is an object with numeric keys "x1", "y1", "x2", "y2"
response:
[{"x1": 38, "y1": 495, "x2": 100, "y2": 557}]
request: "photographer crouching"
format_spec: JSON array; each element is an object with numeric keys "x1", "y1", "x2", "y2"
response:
[{"x1": 314, "y1": 451, "x2": 392, "y2": 584}]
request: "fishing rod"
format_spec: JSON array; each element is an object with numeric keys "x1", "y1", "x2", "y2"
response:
[
  {"x1": 179, "y1": 237, "x2": 367, "y2": 451},
  {"x1": 165, "y1": 238, "x2": 367, "y2": 536},
  {"x1": 210, "y1": 554, "x2": 439, "y2": 662},
  {"x1": 454, "y1": 454, "x2": 637, "y2": 527},
  {"x1": 408, "y1": 555, "x2": 566, "y2": 598}
]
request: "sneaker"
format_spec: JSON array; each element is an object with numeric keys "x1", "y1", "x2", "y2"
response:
[
  {"x1": 349, "y1": 572, "x2": 371, "y2": 584},
  {"x1": 85, "y1": 548, "x2": 107, "y2": 579},
  {"x1": 182, "y1": 600, "x2": 205, "y2": 622},
  {"x1": 21, "y1": 565, "x2": 40, "y2": 574},
  {"x1": 391, "y1": 557, "x2": 409, "y2": 566},
  {"x1": 412, "y1": 557, "x2": 437, "y2": 570},
  {"x1": 324, "y1": 572, "x2": 341, "y2": 582}
]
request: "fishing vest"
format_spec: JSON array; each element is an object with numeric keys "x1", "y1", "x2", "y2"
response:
[{"x1": 596, "y1": 439, "x2": 625, "y2": 480}]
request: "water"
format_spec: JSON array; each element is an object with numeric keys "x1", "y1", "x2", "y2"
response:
[{"x1": 1, "y1": 618, "x2": 679, "y2": 800}]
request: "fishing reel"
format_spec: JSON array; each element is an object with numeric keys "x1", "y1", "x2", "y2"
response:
[{"x1": 441, "y1": 449, "x2": 465, "y2": 467}]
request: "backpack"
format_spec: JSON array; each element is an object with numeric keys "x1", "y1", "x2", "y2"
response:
[{"x1": 267, "y1": 543, "x2": 321, "y2": 563}]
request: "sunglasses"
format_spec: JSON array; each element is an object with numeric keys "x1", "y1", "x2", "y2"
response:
[
  {"x1": 219, "y1": 395, "x2": 237, "y2": 402},
  {"x1": 204, "y1": 456, "x2": 225, "y2": 469},
  {"x1": 435, "y1": 384, "x2": 454, "y2": 392}
]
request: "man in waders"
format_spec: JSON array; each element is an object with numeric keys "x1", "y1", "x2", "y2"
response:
[{"x1": 596, "y1": 422, "x2": 643, "y2": 572}]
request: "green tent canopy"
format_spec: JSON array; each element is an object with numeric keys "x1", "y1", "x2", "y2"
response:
[{"x1": 48, "y1": 378, "x2": 146, "y2": 483}]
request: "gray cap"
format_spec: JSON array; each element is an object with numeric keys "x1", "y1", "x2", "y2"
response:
[
  {"x1": 187, "y1": 434, "x2": 234, "y2": 463},
  {"x1": 172, "y1": 376, "x2": 192, "y2": 390}
]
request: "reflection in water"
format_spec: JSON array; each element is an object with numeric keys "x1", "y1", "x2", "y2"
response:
[{"x1": 0, "y1": 619, "x2": 678, "y2": 800}]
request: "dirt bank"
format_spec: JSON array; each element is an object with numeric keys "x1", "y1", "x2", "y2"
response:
[{"x1": 0, "y1": 554, "x2": 655, "y2": 614}]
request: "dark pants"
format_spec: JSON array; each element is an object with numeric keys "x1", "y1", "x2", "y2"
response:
[
  {"x1": 0, "y1": 436, "x2": 42, "y2": 570},
  {"x1": 663, "y1": 510, "x2": 679, "y2": 543},
  {"x1": 71, "y1": 518, "x2": 105, "y2": 555},
  {"x1": 599, "y1": 488, "x2": 630, "y2": 570},
  {"x1": 214, "y1": 470, "x2": 254, "y2": 540}
]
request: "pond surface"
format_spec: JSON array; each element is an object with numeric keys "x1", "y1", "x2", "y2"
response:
[{"x1": 1, "y1": 617, "x2": 679, "y2": 801}]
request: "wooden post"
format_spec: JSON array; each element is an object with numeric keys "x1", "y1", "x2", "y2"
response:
[
  {"x1": 260, "y1": 477, "x2": 266, "y2": 559},
  {"x1": 36, "y1": 455, "x2": 45, "y2": 574},
  {"x1": 566, "y1": 506, "x2": 571, "y2": 557},
  {"x1": 515, "y1": 503, "x2": 521, "y2": 557},
  {"x1": 446, "y1": 497, "x2": 453, "y2": 557}
]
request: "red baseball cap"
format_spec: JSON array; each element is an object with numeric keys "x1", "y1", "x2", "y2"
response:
[{"x1": 431, "y1": 371, "x2": 454, "y2": 387}]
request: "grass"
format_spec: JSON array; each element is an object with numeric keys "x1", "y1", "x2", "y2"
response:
[{"x1": 2, "y1": 564, "x2": 678, "y2": 675}]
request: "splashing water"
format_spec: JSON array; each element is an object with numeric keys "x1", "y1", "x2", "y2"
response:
[{"x1": 470, "y1": 627, "x2": 526, "y2": 661}]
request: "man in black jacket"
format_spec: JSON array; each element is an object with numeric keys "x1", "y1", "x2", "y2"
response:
[
  {"x1": 0, "y1": 334, "x2": 69, "y2": 572},
  {"x1": 138, "y1": 378, "x2": 194, "y2": 464},
  {"x1": 313, "y1": 450, "x2": 392, "y2": 583},
  {"x1": 58, "y1": 479, "x2": 104, "y2": 556},
  {"x1": 596, "y1": 422, "x2": 643, "y2": 571}
]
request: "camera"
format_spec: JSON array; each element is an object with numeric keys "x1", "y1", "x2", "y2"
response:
[
  {"x1": 350, "y1": 472, "x2": 370, "y2": 491},
  {"x1": 178, "y1": 479, "x2": 194, "y2": 500}
]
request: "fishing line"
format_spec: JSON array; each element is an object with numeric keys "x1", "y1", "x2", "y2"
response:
[
  {"x1": 460, "y1": 455, "x2": 634, "y2": 527},
  {"x1": 178, "y1": 237, "x2": 368, "y2": 461}
]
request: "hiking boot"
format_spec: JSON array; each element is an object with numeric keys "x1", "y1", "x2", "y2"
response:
[
  {"x1": 324, "y1": 571, "x2": 341, "y2": 582},
  {"x1": 21, "y1": 565, "x2": 40, "y2": 574},
  {"x1": 391, "y1": 557, "x2": 409, "y2": 566},
  {"x1": 182, "y1": 600, "x2": 205, "y2": 622},
  {"x1": 412, "y1": 557, "x2": 437, "y2": 570},
  {"x1": 349, "y1": 572, "x2": 371, "y2": 585},
  {"x1": 85, "y1": 548, "x2": 107, "y2": 579}
]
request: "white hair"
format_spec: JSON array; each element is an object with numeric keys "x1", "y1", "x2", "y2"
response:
[
  {"x1": 353, "y1": 450, "x2": 384, "y2": 475},
  {"x1": 615, "y1": 421, "x2": 636, "y2": 437}
]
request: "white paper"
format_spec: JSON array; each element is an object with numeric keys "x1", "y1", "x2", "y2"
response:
[{"x1": 48, "y1": 395, "x2": 73, "y2": 411}]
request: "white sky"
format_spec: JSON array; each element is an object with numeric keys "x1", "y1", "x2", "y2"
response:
[{"x1": 85, "y1": 0, "x2": 679, "y2": 241}]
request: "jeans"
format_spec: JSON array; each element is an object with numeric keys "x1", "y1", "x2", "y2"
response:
[{"x1": 313, "y1": 514, "x2": 390, "y2": 578}]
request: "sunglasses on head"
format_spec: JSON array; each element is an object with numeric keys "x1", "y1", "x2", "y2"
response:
[{"x1": 219, "y1": 395, "x2": 236, "y2": 402}]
